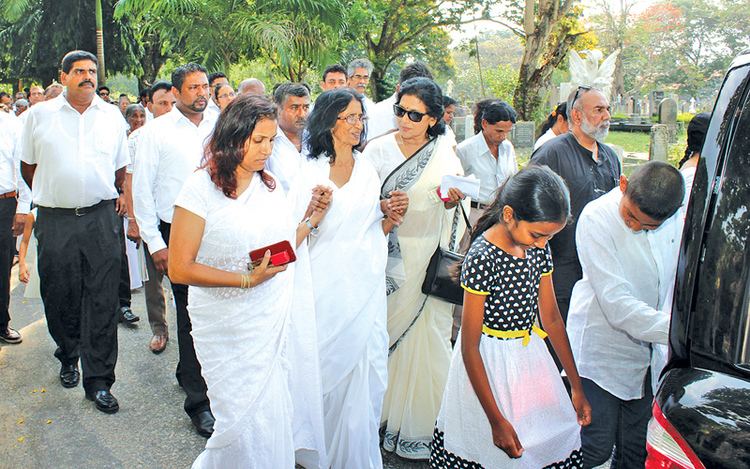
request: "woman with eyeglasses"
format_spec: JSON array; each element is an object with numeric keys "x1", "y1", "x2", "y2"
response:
[
  {"x1": 288, "y1": 87, "x2": 406, "y2": 468},
  {"x1": 363, "y1": 77, "x2": 467, "y2": 460},
  {"x1": 214, "y1": 82, "x2": 236, "y2": 112}
]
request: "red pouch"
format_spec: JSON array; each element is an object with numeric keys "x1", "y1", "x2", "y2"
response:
[{"x1": 248, "y1": 240, "x2": 296, "y2": 268}]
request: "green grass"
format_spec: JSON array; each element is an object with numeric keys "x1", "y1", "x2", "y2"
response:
[{"x1": 605, "y1": 131, "x2": 651, "y2": 154}]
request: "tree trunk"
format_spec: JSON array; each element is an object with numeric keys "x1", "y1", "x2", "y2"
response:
[
  {"x1": 371, "y1": 61, "x2": 391, "y2": 102},
  {"x1": 95, "y1": 0, "x2": 106, "y2": 85}
]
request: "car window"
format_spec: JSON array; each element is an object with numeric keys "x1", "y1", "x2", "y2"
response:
[{"x1": 692, "y1": 68, "x2": 750, "y2": 365}]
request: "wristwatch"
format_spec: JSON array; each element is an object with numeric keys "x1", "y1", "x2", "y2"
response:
[{"x1": 304, "y1": 217, "x2": 319, "y2": 236}]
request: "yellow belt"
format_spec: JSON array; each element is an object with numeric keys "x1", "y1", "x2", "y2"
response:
[{"x1": 481, "y1": 325, "x2": 548, "y2": 346}]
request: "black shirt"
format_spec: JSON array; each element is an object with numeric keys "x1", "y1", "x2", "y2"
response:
[{"x1": 529, "y1": 132, "x2": 621, "y2": 306}]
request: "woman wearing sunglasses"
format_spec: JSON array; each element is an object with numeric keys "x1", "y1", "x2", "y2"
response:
[{"x1": 363, "y1": 77, "x2": 467, "y2": 460}]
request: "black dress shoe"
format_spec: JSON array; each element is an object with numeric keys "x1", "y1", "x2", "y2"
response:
[
  {"x1": 191, "y1": 410, "x2": 215, "y2": 438},
  {"x1": 118, "y1": 306, "x2": 140, "y2": 324},
  {"x1": 59, "y1": 364, "x2": 80, "y2": 388},
  {"x1": 86, "y1": 389, "x2": 119, "y2": 414}
]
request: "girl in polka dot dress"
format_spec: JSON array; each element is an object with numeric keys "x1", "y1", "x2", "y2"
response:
[{"x1": 430, "y1": 166, "x2": 591, "y2": 468}]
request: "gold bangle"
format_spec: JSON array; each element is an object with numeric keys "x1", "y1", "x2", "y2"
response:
[{"x1": 240, "y1": 273, "x2": 252, "y2": 289}]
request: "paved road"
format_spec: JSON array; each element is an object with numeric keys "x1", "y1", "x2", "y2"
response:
[{"x1": 0, "y1": 269, "x2": 427, "y2": 469}]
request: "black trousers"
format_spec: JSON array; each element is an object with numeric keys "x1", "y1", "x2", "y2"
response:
[
  {"x1": 0, "y1": 198, "x2": 15, "y2": 330},
  {"x1": 118, "y1": 220, "x2": 131, "y2": 308},
  {"x1": 35, "y1": 200, "x2": 121, "y2": 393},
  {"x1": 157, "y1": 221, "x2": 209, "y2": 417}
]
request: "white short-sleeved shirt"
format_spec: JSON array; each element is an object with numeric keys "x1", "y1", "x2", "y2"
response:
[
  {"x1": 533, "y1": 128, "x2": 558, "y2": 151},
  {"x1": 20, "y1": 94, "x2": 129, "y2": 208},
  {"x1": 456, "y1": 132, "x2": 517, "y2": 204}
]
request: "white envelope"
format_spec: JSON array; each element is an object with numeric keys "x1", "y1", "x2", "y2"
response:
[{"x1": 440, "y1": 174, "x2": 481, "y2": 200}]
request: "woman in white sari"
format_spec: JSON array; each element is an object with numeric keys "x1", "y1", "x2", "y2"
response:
[
  {"x1": 291, "y1": 88, "x2": 407, "y2": 468},
  {"x1": 363, "y1": 77, "x2": 467, "y2": 460},
  {"x1": 168, "y1": 95, "x2": 331, "y2": 469}
]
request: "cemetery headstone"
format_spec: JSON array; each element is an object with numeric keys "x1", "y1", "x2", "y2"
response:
[
  {"x1": 649, "y1": 124, "x2": 669, "y2": 162},
  {"x1": 658, "y1": 98, "x2": 678, "y2": 125},
  {"x1": 511, "y1": 121, "x2": 536, "y2": 148}
]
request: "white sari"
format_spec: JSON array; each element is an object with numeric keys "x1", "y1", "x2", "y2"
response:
[
  {"x1": 176, "y1": 170, "x2": 297, "y2": 469},
  {"x1": 291, "y1": 153, "x2": 389, "y2": 469},
  {"x1": 363, "y1": 133, "x2": 466, "y2": 459}
]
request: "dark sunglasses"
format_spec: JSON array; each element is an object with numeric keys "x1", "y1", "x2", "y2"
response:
[
  {"x1": 393, "y1": 104, "x2": 427, "y2": 123},
  {"x1": 570, "y1": 85, "x2": 592, "y2": 108}
]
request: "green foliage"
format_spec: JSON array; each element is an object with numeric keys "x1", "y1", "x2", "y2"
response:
[
  {"x1": 605, "y1": 131, "x2": 650, "y2": 154},
  {"x1": 677, "y1": 112, "x2": 695, "y2": 124},
  {"x1": 485, "y1": 64, "x2": 518, "y2": 105}
]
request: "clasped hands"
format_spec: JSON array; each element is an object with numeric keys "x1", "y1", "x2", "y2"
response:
[
  {"x1": 304, "y1": 185, "x2": 333, "y2": 227},
  {"x1": 381, "y1": 190, "x2": 409, "y2": 226}
]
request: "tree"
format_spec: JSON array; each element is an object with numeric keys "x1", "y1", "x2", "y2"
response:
[
  {"x1": 343, "y1": 0, "x2": 486, "y2": 100},
  {"x1": 590, "y1": 0, "x2": 636, "y2": 99}
]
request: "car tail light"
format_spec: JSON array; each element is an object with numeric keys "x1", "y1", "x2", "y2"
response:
[{"x1": 646, "y1": 402, "x2": 705, "y2": 469}]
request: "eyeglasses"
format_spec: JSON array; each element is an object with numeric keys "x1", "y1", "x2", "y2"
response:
[
  {"x1": 570, "y1": 85, "x2": 592, "y2": 109},
  {"x1": 99, "y1": 92, "x2": 109, "y2": 97},
  {"x1": 217, "y1": 92, "x2": 236, "y2": 100},
  {"x1": 337, "y1": 114, "x2": 368, "y2": 125},
  {"x1": 393, "y1": 104, "x2": 427, "y2": 123}
]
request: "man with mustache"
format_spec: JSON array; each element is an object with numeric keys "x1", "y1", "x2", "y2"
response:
[
  {"x1": 133, "y1": 62, "x2": 216, "y2": 437},
  {"x1": 19, "y1": 50, "x2": 129, "y2": 414},
  {"x1": 530, "y1": 86, "x2": 621, "y2": 328},
  {"x1": 347, "y1": 58, "x2": 375, "y2": 116},
  {"x1": 267, "y1": 82, "x2": 311, "y2": 193}
]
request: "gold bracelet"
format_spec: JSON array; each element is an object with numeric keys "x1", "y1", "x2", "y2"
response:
[{"x1": 240, "y1": 273, "x2": 252, "y2": 289}]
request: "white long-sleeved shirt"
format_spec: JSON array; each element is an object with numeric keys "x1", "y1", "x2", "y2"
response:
[
  {"x1": 20, "y1": 93, "x2": 129, "y2": 209},
  {"x1": 266, "y1": 129, "x2": 305, "y2": 194},
  {"x1": 0, "y1": 112, "x2": 31, "y2": 213},
  {"x1": 132, "y1": 107, "x2": 216, "y2": 253},
  {"x1": 456, "y1": 132, "x2": 517, "y2": 205},
  {"x1": 567, "y1": 188, "x2": 681, "y2": 400},
  {"x1": 367, "y1": 93, "x2": 397, "y2": 141}
]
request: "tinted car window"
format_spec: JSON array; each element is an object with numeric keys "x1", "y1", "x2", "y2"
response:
[{"x1": 692, "y1": 68, "x2": 750, "y2": 364}]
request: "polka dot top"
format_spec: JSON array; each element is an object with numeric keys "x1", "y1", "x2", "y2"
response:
[{"x1": 460, "y1": 235, "x2": 554, "y2": 333}]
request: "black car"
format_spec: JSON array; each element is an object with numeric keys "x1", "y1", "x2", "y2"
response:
[{"x1": 646, "y1": 51, "x2": 750, "y2": 468}]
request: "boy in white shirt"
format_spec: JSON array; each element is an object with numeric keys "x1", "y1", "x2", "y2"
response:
[{"x1": 566, "y1": 161, "x2": 685, "y2": 468}]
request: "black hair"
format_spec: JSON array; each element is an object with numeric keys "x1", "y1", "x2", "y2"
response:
[
  {"x1": 119, "y1": 93, "x2": 129, "y2": 100},
  {"x1": 208, "y1": 72, "x2": 227, "y2": 86},
  {"x1": 399, "y1": 62, "x2": 433, "y2": 84},
  {"x1": 0, "y1": 92, "x2": 9, "y2": 99},
  {"x1": 625, "y1": 161, "x2": 685, "y2": 221},
  {"x1": 397, "y1": 77, "x2": 446, "y2": 137},
  {"x1": 482, "y1": 100, "x2": 517, "y2": 126},
  {"x1": 61, "y1": 50, "x2": 97, "y2": 73},
  {"x1": 214, "y1": 83, "x2": 232, "y2": 99},
  {"x1": 171, "y1": 62, "x2": 208, "y2": 91},
  {"x1": 139, "y1": 88, "x2": 149, "y2": 99},
  {"x1": 443, "y1": 96, "x2": 458, "y2": 108},
  {"x1": 473, "y1": 99, "x2": 498, "y2": 134},
  {"x1": 148, "y1": 81, "x2": 172, "y2": 102},
  {"x1": 539, "y1": 102, "x2": 568, "y2": 135},
  {"x1": 305, "y1": 88, "x2": 366, "y2": 163},
  {"x1": 322, "y1": 64, "x2": 347, "y2": 82},
  {"x1": 470, "y1": 165, "x2": 571, "y2": 244},
  {"x1": 678, "y1": 113, "x2": 710, "y2": 167},
  {"x1": 273, "y1": 82, "x2": 310, "y2": 106},
  {"x1": 97, "y1": 85, "x2": 110, "y2": 94},
  {"x1": 203, "y1": 94, "x2": 278, "y2": 196}
]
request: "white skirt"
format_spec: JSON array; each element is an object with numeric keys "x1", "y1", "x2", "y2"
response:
[{"x1": 431, "y1": 333, "x2": 582, "y2": 468}]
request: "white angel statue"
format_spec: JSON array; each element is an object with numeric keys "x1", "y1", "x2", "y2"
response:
[{"x1": 568, "y1": 49, "x2": 619, "y2": 99}]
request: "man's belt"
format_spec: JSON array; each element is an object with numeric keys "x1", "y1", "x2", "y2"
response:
[
  {"x1": 470, "y1": 200, "x2": 490, "y2": 210},
  {"x1": 0, "y1": 191, "x2": 17, "y2": 199},
  {"x1": 37, "y1": 199, "x2": 114, "y2": 217}
]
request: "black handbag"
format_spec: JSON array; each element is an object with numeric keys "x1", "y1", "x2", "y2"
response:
[{"x1": 421, "y1": 202, "x2": 472, "y2": 305}]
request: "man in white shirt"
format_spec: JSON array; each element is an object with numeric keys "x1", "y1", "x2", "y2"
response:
[
  {"x1": 28, "y1": 85, "x2": 44, "y2": 107},
  {"x1": 20, "y1": 50, "x2": 129, "y2": 414},
  {"x1": 320, "y1": 64, "x2": 347, "y2": 92},
  {"x1": 133, "y1": 62, "x2": 216, "y2": 438},
  {"x1": 456, "y1": 100, "x2": 518, "y2": 232},
  {"x1": 367, "y1": 61, "x2": 433, "y2": 142},
  {"x1": 566, "y1": 161, "x2": 685, "y2": 468},
  {"x1": 0, "y1": 111, "x2": 30, "y2": 345},
  {"x1": 347, "y1": 58, "x2": 376, "y2": 116},
  {"x1": 267, "y1": 82, "x2": 310, "y2": 193},
  {"x1": 125, "y1": 80, "x2": 176, "y2": 354},
  {"x1": 205, "y1": 71, "x2": 228, "y2": 120}
]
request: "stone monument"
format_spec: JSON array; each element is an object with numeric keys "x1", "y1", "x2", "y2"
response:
[
  {"x1": 510, "y1": 121, "x2": 536, "y2": 149},
  {"x1": 649, "y1": 124, "x2": 669, "y2": 162}
]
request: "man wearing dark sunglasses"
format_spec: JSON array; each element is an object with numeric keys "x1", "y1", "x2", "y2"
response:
[
  {"x1": 529, "y1": 86, "x2": 620, "y2": 331},
  {"x1": 97, "y1": 85, "x2": 111, "y2": 103}
]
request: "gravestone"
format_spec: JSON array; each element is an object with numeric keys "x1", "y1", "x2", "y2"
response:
[
  {"x1": 511, "y1": 121, "x2": 536, "y2": 148},
  {"x1": 659, "y1": 98, "x2": 678, "y2": 125},
  {"x1": 626, "y1": 97, "x2": 634, "y2": 115},
  {"x1": 649, "y1": 124, "x2": 669, "y2": 162},
  {"x1": 649, "y1": 91, "x2": 665, "y2": 117}
]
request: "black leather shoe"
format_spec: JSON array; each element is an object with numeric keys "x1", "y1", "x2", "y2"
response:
[
  {"x1": 191, "y1": 410, "x2": 215, "y2": 438},
  {"x1": 59, "y1": 364, "x2": 80, "y2": 388},
  {"x1": 118, "y1": 306, "x2": 140, "y2": 324},
  {"x1": 86, "y1": 389, "x2": 119, "y2": 414}
]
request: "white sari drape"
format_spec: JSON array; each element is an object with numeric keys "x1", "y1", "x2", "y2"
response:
[
  {"x1": 363, "y1": 134, "x2": 466, "y2": 459},
  {"x1": 291, "y1": 154, "x2": 389, "y2": 469},
  {"x1": 178, "y1": 171, "x2": 297, "y2": 469}
]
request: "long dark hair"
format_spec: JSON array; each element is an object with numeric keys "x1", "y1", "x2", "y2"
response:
[
  {"x1": 539, "y1": 102, "x2": 567, "y2": 135},
  {"x1": 305, "y1": 88, "x2": 366, "y2": 163},
  {"x1": 202, "y1": 94, "x2": 277, "y2": 197},
  {"x1": 397, "y1": 77, "x2": 446, "y2": 137},
  {"x1": 678, "y1": 113, "x2": 710, "y2": 167},
  {"x1": 470, "y1": 166, "x2": 571, "y2": 244}
]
